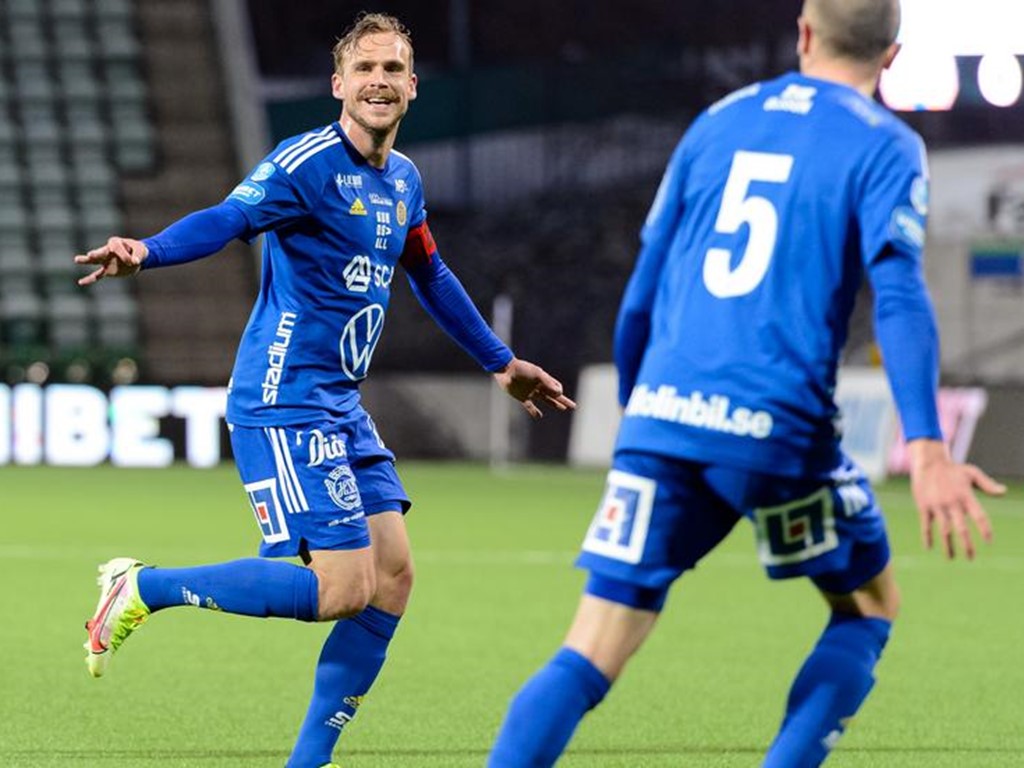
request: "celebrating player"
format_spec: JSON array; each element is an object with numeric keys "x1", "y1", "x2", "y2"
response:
[
  {"x1": 488, "y1": 1, "x2": 1004, "y2": 766},
  {"x1": 77, "y1": 13, "x2": 574, "y2": 768}
]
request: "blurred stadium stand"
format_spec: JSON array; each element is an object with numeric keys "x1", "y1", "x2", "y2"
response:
[{"x1": 1, "y1": 0, "x2": 1022, "y2": 463}]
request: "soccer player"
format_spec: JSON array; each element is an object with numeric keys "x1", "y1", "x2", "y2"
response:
[
  {"x1": 76, "y1": 13, "x2": 574, "y2": 768},
  {"x1": 487, "y1": 1, "x2": 1005, "y2": 766}
]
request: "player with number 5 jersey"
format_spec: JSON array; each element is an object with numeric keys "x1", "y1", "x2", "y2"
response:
[{"x1": 489, "y1": 2, "x2": 1004, "y2": 766}]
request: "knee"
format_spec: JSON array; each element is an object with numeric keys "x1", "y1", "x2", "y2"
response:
[
  {"x1": 315, "y1": 567, "x2": 376, "y2": 621},
  {"x1": 373, "y1": 556, "x2": 415, "y2": 615}
]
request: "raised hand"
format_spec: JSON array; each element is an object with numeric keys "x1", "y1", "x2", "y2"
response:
[
  {"x1": 908, "y1": 438, "x2": 1005, "y2": 560},
  {"x1": 75, "y1": 236, "x2": 149, "y2": 286},
  {"x1": 493, "y1": 357, "x2": 577, "y2": 419}
]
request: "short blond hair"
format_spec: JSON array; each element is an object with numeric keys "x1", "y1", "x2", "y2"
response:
[{"x1": 332, "y1": 12, "x2": 414, "y2": 73}]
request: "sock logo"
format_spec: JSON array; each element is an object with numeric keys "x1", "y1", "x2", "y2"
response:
[
  {"x1": 325, "y1": 710, "x2": 353, "y2": 731},
  {"x1": 343, "y1": 695, "x2": 364, "y2": 710}
]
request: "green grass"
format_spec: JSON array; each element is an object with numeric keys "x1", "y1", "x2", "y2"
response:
[{"x1": 1, "y1": 463, "x2": 1022, "y2": 767}]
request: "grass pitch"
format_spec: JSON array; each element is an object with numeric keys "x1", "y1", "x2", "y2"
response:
[{"x1": 0, "y1": 462, "x2": 1021, "y2": 767}]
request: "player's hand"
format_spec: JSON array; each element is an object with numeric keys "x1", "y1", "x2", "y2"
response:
[
  {"x1": 908, "y1": 438, "x2": 1004, "y2": 560},
  {"x1": 493, "y1": 357, "x2": 576, "y2": 420},
  {"x1": 74, "y1": 236, "x2": 149, "y2": 286}
]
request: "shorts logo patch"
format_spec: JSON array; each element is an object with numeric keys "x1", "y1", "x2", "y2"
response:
[
  {"x1": 581, "y1": 470, "x2": 656, "y2": 564},
  {"x1": 325, "y1": 464, "x2": 362, "y2": 511},
  {"x1": 755, "y1": 487, "x2": 838, "y2": 566},
  {"x1": 244, "y1": 479, "x2": 290, "y2": 544}
]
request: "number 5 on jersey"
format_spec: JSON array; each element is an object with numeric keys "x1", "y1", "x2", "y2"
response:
[{"x1": 704, "y1": 150, "x2": 794, "y2": 298}]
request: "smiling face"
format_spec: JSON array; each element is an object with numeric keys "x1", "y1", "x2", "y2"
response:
[{"x1": 332, "y1": 31, "x2": 418, "y2": 143}]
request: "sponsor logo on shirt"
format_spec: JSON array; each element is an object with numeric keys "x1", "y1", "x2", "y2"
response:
[
  {"x1": 349, "y1": 198, "x2": 368, "y2": 216},
  {"x1": 307, "y1": 429, "x2": 347, "y2": 468},
  {"x1": 343, "y1": 255, "x2": 372, "y2": 292},
  {"x1": 229, "y1": 182, "x2": 266, "y2": 205},
  {"x1": 396, "y1": 200, "x2": 407, "y2": 226},
  {"x1": 394, "y1": 178, "x2": 409, "y2": 194},
  {"x1": 251, "y1": 162, "x2": 276, "y2": 182},
  {"x1": 335, "y1": 173, "x2": 363, "y2": 190},
  {"x1": 262, "y1": 311, "x2": 297, "y2": 405},
  {"x1": 339, "y1": 303, "x2": 385, "y2": 381},
  {"x1": 368, "y1": 192, "x2": 393, "y2": 206},
  {"x1": 764, "y1": 84, "x2": 816, "y2": 115},
  {"x1": 625, "y1": 384, "x2": 774, "y2": 439}
]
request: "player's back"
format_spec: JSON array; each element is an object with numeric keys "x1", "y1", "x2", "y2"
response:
[{"x1": 617, "y1": 72, "x2": 926, "y2": 477}]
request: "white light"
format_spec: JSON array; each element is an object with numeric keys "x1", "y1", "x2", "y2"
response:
[
  {"x1": 977, "y1": 53, "x2": 1023, "y2": 107},
  {"x1": 880, "y1": 49, "x2": 959, "y2": 111},
  {"x1": 898, "y1": 0, "x2": 1024, "y2": 56}
]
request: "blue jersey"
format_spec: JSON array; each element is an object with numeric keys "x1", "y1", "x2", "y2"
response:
[
  {"x1": 615, "y1": 73, "x2": 932, "y2": 477},
  {"x1": 223, "y1": 123, "x2": 425, "y2": 427}
]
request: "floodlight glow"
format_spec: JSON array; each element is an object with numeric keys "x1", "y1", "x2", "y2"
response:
[
  {"x1": 882, "y1": 0, "x2": 1024, "y2": 110},
  {"x1": 898, "y1": 0, "x2": 1024, "y2": 55},
  {"x1": 879, "y1": 49, "x2": 959, "y2": 111},
  {"x1": 977, "y1": 53, "x2": 1023, "y2": 106}
]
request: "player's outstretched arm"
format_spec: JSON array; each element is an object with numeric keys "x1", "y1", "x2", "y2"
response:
[
  {"x1": 75, "y1": 236, "x2": 148, "y2": 285},
  {"x1": 493, "y1": 357, "x2": 577, "y2": 420},
  {"x1": 907, "y1": 438, "x2": 1005, "y2": 560},
  {"x1": 75, "y1": 203, "x2": 251, "y2": 287}
]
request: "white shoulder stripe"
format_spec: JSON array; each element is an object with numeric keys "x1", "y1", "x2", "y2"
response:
[
  {"x1": 273, "y1": 126, "x2": 334, "y2": 166},
  {"x1": 285, "y1": 136, "x2": 342, "y2": 174},
  {"x1": 390, "y1": 148, "x2": 412, "y2": 163}
]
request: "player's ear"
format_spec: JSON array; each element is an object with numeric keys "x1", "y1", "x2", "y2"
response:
[
  {"x1": 331, "y1": 72, "x2": 345, "y2": 100},
  {"x1": 408, "y1": 72, "x2": 418, "y2": 102},
  {"x1": 881, "y1": 42, "x2": 901, "y2": 71},
  {"x1": 796, "y1": 15, "x2": 812, "y2": 58}
]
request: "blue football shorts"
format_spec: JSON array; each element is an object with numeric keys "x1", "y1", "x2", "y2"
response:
[
  {"x1": 229, "y1": 405, "x2": 410, "y2": 558},
  {"x1": 576, "y1": 450, "x2": 890, "y2": 601}
]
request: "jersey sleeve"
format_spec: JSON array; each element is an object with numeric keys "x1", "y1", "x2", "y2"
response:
[
  {"x1": 222, "y1": 143, "x2": 329, "y2": 237},
  {"x1": 614, "y1": 135, "x2": 691, "y2": 405},
  {"x1": 405, "y1": 163, "x2": 427, "y2": 229},
  {"x1": 859, "y1": 129, "x2": 942, "y2": 441},
  {"x1": 857, "y1": 130, "x2": 929, "y2": 267}
]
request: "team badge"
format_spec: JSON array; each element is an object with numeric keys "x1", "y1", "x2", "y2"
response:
[
  {"x1": 349, "y1": 198, "x2": 368, "y2": 216},
  {"x1": 251, "y1": 162, "x2": 276, "y2": 182},
  {"x1": 910, "y1": 175, "x2": 929, "y2": 216},
  {"x1": 581, "y1": 470, "x2": 656, "y2": 564},
  {"x1": 396, "y1": 200, "x2": 407, "y2": 226},
  {"x1": 325, "y1": 464, "x2": 362, "y2": 511}
]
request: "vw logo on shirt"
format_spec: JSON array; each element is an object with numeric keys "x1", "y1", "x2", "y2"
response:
[{"x1": 339, "y1": 304, "x2": 385, "y2": 381}]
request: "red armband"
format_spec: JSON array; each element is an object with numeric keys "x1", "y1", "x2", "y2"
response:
[{"x1": 400, "y1": 222, "x2": 438, "y2": 269}]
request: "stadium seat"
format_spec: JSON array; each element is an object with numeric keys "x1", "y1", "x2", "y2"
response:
[
  {"x1": 47, "y1": 292, "x2": 91, "y2": 350},
  {"x1": 0, "y1": 293, "x2": 45, "y2": 345},
  {"x1": 0, "y1": 0, "x2": 148, "y2": 376}
]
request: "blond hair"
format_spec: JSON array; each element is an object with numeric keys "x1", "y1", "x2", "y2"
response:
[{"x1": 332, "y1": 12, "x2": 414, "y2": 73}]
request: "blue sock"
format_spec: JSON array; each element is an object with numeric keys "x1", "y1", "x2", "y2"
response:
[
  {"x1": 488, "y1": 647, "x2": 611, "y2": 768},
  {"x1": 763, "y1": 613, "x2": 892, "y2": 768},
  {"x1": 136, "y1": 559, "x2": 318, "y2": 621},
  {"x1": 286, "y1": 605, "x2": 401, "y2": 768}
]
